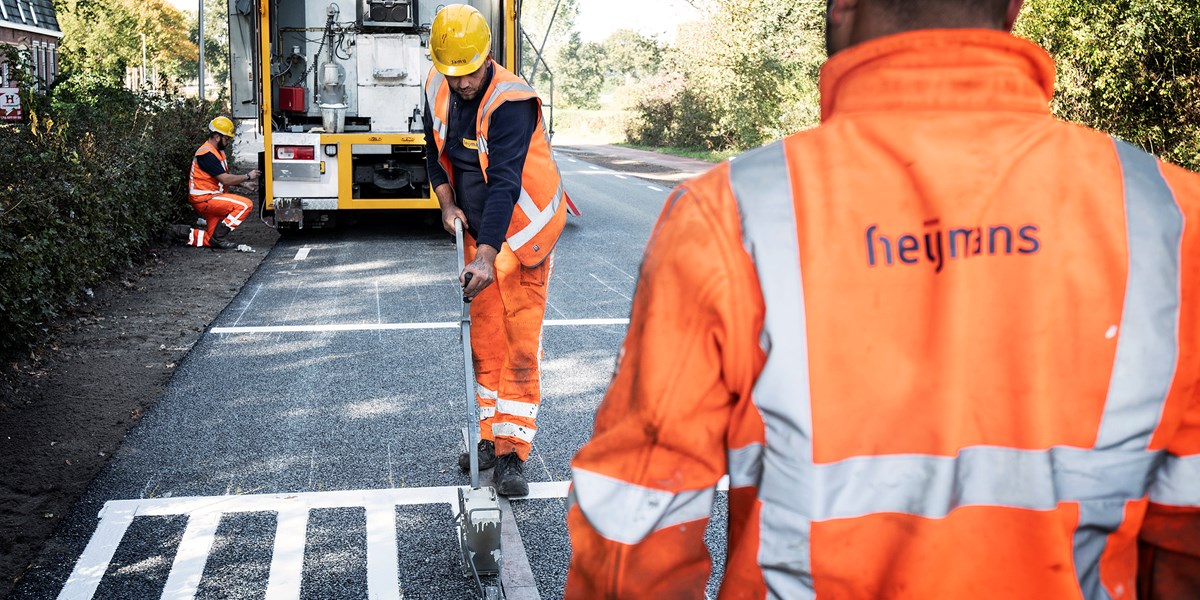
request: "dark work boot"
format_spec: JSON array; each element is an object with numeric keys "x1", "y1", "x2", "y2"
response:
[
  {"x1": 458, "y1": 439, "x2": 496, "y2": 472},
  {"x1": 164, "y1": 224, "x2": 191, "y2": 244},
  {"x1": 208, "y1": 223, "x2": 237, "y2": 250},
  {"x1": 494, "y1": 453, "x2": 528, "y2": 497}
]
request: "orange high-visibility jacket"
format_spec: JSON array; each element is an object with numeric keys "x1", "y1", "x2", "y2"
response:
[
  {"x1": 567, "y1": 30, "x2": 1200, "y2": 599},
  {"x1": 189, "y1": 140, "x2": 226, "y2": 201},
  {"x1": 425, "y1": 64, "x2": 567, "y2": 267}
]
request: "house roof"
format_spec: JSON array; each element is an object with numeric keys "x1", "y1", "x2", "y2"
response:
[{"x1": 0, "y1": 0, "x2": 62, "y2": 37}]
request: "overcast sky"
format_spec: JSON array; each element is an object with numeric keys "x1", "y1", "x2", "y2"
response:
[{"x1": 164, "y1": 0, "x2": 700, "y2": 43}]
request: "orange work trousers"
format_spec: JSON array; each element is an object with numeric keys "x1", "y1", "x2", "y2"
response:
[
  {"x1": 465, "y1": 235, "x2": 553, "y2": 460},
  {"x1": 186, "y1": 193, "x2": 253, "y2": 247}
]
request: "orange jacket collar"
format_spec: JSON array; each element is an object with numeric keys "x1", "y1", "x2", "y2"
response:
[{"x1": 820, "y1": 29, "x2": 1057, "y2": 120}]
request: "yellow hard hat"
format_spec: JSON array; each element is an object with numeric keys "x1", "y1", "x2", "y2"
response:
[
  {"x1": 430, "y1": 4, "x2": 491, "y2": 76},
  {"x1": 208, "y1": 116, "x2": 236, "y2": 138}
]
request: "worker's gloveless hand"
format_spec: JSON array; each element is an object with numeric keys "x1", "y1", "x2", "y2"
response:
[
  {"x1": 247, "y1": 169, "x2": 262, "y2": 180},
  {"x1": 462, "y1": 244, "x2": 498, "y2": 300},
  {"x1": 441, "y1": 202, "x2": 467, "y2": 236}
]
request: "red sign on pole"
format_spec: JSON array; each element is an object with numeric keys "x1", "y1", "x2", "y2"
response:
[{"x1": 0, "y1": 87, "x2": 22, "y2": 121}]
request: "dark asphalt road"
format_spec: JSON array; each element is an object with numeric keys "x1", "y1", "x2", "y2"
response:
[{"x1": 12, "y1": 151, "x2": 731, "y2": 600}]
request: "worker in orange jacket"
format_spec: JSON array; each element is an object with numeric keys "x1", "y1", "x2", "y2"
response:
[
  {"x1": 169, "y1": 116, "x2": 260, "y2": 250},
  {"x1": 424, "y1": 5, "x2": 568, "y2": 496},
  {"x1": 566, "y1": 0, "x2": 1200, "y2": 598}
]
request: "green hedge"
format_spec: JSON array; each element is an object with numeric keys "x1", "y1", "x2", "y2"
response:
[{"x1": 0, "y1": 73, "x2": 218, "y2": 359}]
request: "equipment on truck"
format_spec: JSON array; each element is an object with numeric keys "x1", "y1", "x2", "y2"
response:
[{"x1": 226, "y1": 0, "x2": 568, "y2": 233}]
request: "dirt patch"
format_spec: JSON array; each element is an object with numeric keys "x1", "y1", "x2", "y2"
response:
[{"x1": 0, "y1": 208, "x2": 278, "y2": 598}]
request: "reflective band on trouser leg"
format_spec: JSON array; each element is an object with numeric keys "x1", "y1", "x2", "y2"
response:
[
  {"x1": 728, "y1": 141, "x2": 817, "y2": 600},
  {"x1": 188, "y1": 228, "x2": 206, "y2": 247},
  {"x1": 212, "y1": 195, "x2": 252, "y2": 230},
  {"x1": 569, "y1": 467, "x2": 716, "y2": 545},
  {"x1": 490, "y1": 422, "x2": 535, "y2": 444},
  {"x1": 476, "y1": 384, "x2": 498, "y2": 421},
  {"x1": 496, "y1": 398, "x2": 539, "y2": 420},
  {"x1": 1071, "y1": 139, "x2": 1185, "y2": 600}
]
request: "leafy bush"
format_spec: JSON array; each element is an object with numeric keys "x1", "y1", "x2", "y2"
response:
[
  {"x1": 0, "y1": 69, "x2": 218, "y2": 359},
  {"x1": 625, "y1": 72, "x2": 727, "y2": 150},
  {"x1": 1016, "y1": 0, "x2": 1200, "y2": 171}
]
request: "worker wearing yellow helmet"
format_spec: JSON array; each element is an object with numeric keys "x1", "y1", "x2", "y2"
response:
[
  {"x1": 167, "y1": 116, "x2": 262, "y2": 250},
  {"x1": 424, "y1": 4, "x2": 568, "y2": 496}
]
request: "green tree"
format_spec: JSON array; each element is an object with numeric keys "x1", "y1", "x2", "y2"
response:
[
  {"x1": 55, "y1": 0, "x2": 198, "y2": 86},
  {"x1": 556, "y1": 32, "x2": 605, "y2": 109},
  {"x1": 628, "y1": 0, "x2": 825, "y2": 151},
  {"x1": 183, "y1": 0, "x2": 229, "y2": 97},
  {"x1": 1016, "y1": 0, "x2": 1200, "y2": 170},
  {"x1": 520, "y1": 0, "x2": 580, "y2": 91},
  {"x1": 602, "y1": 29, "x2": 662, "y2": 84}
]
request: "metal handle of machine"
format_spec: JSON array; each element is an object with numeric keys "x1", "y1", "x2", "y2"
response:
[{"x1": 455, "y1": 218, "x2": 482, "y2": 489}]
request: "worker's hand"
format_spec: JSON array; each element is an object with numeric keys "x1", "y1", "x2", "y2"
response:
[
  {"x1": 442, "y1": 204, "x2": 467, "y2": 235},
  {"x1": 247, "y1": 169, "x2": 262, "y2": 180},
  {"x1": 461, "y1": 244, "x2": 498, "y2": 300},
  {"x1": 244, "y1": 180, "x2": 259, "y2": 192}
]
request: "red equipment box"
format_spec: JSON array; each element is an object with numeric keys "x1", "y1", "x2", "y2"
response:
[{"x1": 278, "y1": 86, "x2": 306, "y2": 112}]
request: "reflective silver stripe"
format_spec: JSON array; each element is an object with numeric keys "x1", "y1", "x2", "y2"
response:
[
  {"x1": 426, "y1": 71, "x2": 447, "y2": 142},
  {"x1": 571, "y1": 467, "x2": 716, "y2": 545},
  {"x1": 476, "y1": 384, "x2": 498, "y2": 400},
  {"x1": 1149, "y1": 453, "x2": 1200, "y2": 506},
  {"x1": 729, "y1": 140, "x2": 816, "y2": 599},
  {"x1": 507, "y1": 185, "x2": 563, "y2": 251},
  {"x1": 477, "y1": 134, "x2": 489, "y2": 156},
  {"x1": 480, "y1": 80, "x2": 537, "y2": 126},
  {"x1": 496, "y1": 398, "x2": 539, "y2": 420},
  {"x1": 801, "y1": 446, "x2": 1158, "y2": 521},
  {"x1": 727, "y1": 443, "x2": 763, "y2": 489},
  {"x1": 1097, "y1": 140, "x2": 1184, "y2": 452},
  {"x1": 491, "y1": 421, "x2": 536, "y2": 443},
  {"x1": 1073, "y1": 139, "x2": 1185, "y2": 599},
  {"x1": 478, "y1": 406, "x2": 496, "y2": 420}
]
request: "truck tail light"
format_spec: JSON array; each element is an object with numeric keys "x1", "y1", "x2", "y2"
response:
[{"x1": 275, "y1": 145, "x2": 315, "y2": 160}]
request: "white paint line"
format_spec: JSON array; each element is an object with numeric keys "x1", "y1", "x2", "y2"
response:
[
  {"x1": 160, "y1": 511, "x2": 221, "y2": 599},
  {"x1": 230, "y1": 284, "x2": 264, "y2": 327},
  {"x1": 588, "y1": 165, "x2": 601, "y2": 171},
  {"x1": 598, "y1": 256, "x2": 636, "y2": 281},
  {"x1": 566, "y1": 158, "x2": 577, "y2": 162},
  {"x1": 210, "y1": 318, "x2": 629, "y2": 335},
  {"x1": 293, "y1": 247, "x2": 311, "y2": 260},
  {"x1": 265, "y1": 508, "x2": 307, "y2": 600},
  {"x1": 58, "y1": 506, "x2": 136, "y2": 600},
  {"x1": 590, "y1": 273, "x2": 633, "y2": 302},
  {"x1": 614, "y1": 174, "x2": 628, "y2": 179},
  {"x1": 646, "y1": 185, "x2": 665, "y2": 192},
  {"x1": 365, "y1": 502, "x2": 403, "y2": 600},
  {"x1": 498, "y1": 495, "x2": 540, "y2": 599}
]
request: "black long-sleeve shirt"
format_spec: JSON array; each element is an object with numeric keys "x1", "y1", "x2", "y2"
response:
[{"x1": 424, "y1": 64, "x2": 539, "y2": 250}]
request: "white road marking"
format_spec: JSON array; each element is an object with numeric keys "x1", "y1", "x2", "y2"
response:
[
  {"x1": 614, "y1": 174, "x2": 628, "y2": 179},
  {"x1": 598, "y1": 256, "x2": 636, "y2": 281},
  {"x1": 646, "y1": 185, "x2": 665, "y2": 192},
  {"x1": 160, "y1": 511, "x2": 221, "y2": 598},
  {"x1": 230, "y1": 284, "x2": 264, "y2": 327},
  {"x1": 590, "y1": 273, "x2": 633, "y2": 302},
  {"x1": 293, "y1": 247, "x2": 311, "y2": 260},
  {"x1": 61, "y1": 476, "x2": 732, "y2": 598},
  {"x1": 566, "y1": 158, "x2": 577, "y2": 162},
  {"x1": 210, "y1": 318, "x2": 629, "y2": 334},
  {"x1": 588, "y1": 165, "x2": 601, "y2": 171}
]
